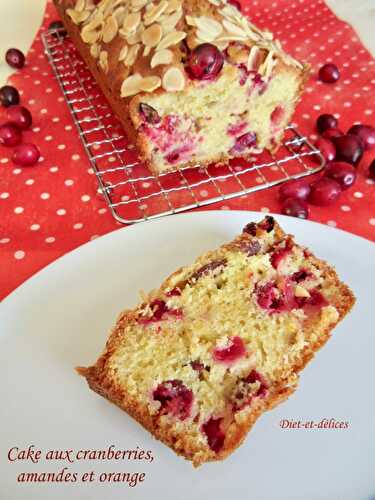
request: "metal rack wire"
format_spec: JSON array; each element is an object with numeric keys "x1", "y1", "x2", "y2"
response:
[{"x1": 42, "y1": 27, "x2": 324, "y2": 224}]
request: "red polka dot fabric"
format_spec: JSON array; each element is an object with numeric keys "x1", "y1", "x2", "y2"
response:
[{"x1": 1, "y1": 0, "x2": 374, "y2": 300}]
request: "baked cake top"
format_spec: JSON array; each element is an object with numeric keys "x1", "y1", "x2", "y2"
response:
[{"x1": 59, "y1": 0, "x2": 305, "y2": 98}]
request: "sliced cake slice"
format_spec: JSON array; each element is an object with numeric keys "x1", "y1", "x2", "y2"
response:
[{"x1": 78, "y1": 217, "x2": 355, "y2": 466}]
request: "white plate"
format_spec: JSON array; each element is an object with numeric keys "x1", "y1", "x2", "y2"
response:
[{"x1": 1, "y1": 211, "x2": 374, "y2": 500}]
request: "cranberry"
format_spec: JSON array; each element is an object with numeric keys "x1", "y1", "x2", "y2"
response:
[
  {"x1": 291, "y1": 269, "x2": 312, "y2": 283},
  {"x1": 324, "y1": 161, "x2": 357, "y2": 190},
  {"x1": 270, "y1": 240, "x2": 293, "y2": 269},
  {"x1": 139, "y1": 299, "x2": 182, "y2": 324},
  {"x1": 322, "y1": 128, "x2": 343, "y2": 140},
  {"x1": 213, "y1": 336, "x2": 246, "y2": 364},
  {"x1": 271, "y1": 105, "x2": 285, "y2": 127},
  {"x1": 316, "y1": 114, "x2": 338, "y2": 134},
  {"x1": 368, "y1": 159, "x2": 375, "y2": 181},
  {"x1": 296, "y1": 289, "x2": 328, "y2": 310},
  {"x1": 139, "y1": 103, "x2": 161, "y2": 124},
  {"x1": 202, "y1": 417, "x2": 225, "y2": 453},
  {"x1": 190, "y1": 259, "x2": 227, "y2": 282},
  {"x1": 309, "y1": 177, "x2": 342, "y2": 206},
  {"x1": 12, "y1": 143, "x2": 40, "y2": 166},
  {"x1": 279, "y1": 178, "x2": 311, "y2": 201},
  {"x1": 318, "y1": 63, "x2": 340, "y2": 83},
  {"x1": 6, "y1": 105, "x2": 32, "y2": 130},
  {"x1": 48, "y1": 20, "x2": 67, "y2": 37},
  {"x1": 244, "y1": 370, "x2": 268, "y2": 398},
  {"x1": 347, "y1": 124, "x2": 375, "y2": 151},
  {"x1": 243, "y1": 222, "x2": 257, "y2": 236},
  {"x1": 255, "y1": 279, "x2": 297, "y2": 314},
  {"x1": 314, "y1": 137, "x2": 336, "y2": 163},
  {"x1": 239, "y1": 240, "x2": 261, "y2": 256},
  {"x1": 333, "y1": 134, "x2": 363, "y2": 166},
  {"x1": 0, "y1": 85, "x2": 20, "y2": 108},
  {"x1": 5, "y1": 48, "x2": 25, "y2": 69},
  {"x1": 230, "y1": 131, "x2": 257, "y2": 154},
  {"x1": 0, "y1": 123, "x2": 22, "y2": 147},
  {"x1": 281, "y1": 197, "x2": 309, "y2": 219},
  {"x1": 190, "y1": 360, "x2": 205, "y2": 372},
  {"x1": 186, "y1": 43, "x2": 224, "y2": 81},
  {"x1": 228, "y1": 0, "x2": 242, "y2": 11},
  {"x1": 153, "y1": 380, "x2": 193, "y2": 421},
  {"x1": 258, "y1": 216, "x2": 275, "y2": 233}
]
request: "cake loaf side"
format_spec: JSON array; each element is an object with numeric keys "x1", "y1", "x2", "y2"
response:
[{"x1": 78, "y1": 217, "x2": 355, "y2": 466}]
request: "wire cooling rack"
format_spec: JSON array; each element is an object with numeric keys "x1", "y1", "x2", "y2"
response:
[{"x1": 42, "y1": 27, "x2": 324, "y2": 224}]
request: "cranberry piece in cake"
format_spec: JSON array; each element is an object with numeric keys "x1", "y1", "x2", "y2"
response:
[
  {"x1": 189, "y1": 259, "x2": 227, "y2": 282},
  {"x1": 230, "y1": 131, "x2": 257, "y2": 155},
  {"x1": 243, "y1": 222, "x2": 257, "y2": 236},
  {"x1": 258, "y1": 216, "x2": 275, "y2": 233},
  {"x1": 153, "y1": 380, "x2": 193, "y2": 421},
  {"x1": 213, "y1": 336, "x2": 246, "y2": 364},
  {"x1": 186, "y1": 43, "x2": 224, "y2": 81},
  {"x1": 138, "y1": 299, "x2": 182, "y2": 324},
  {"x1": 202, "y1": 417, "x2": 225, "y2": 453},
  {"x1": 231, "y1": 369, "x2": 269, "y2": 411},
  {"x1": 255, "y1": 278, "x2": 297, "y2": 314},
  {"x1": 270, "y1": 239, "x2": 293, "y2": 270},
  {"x1": 139, "y1": 103, "x2": 161, "y2": 124}
]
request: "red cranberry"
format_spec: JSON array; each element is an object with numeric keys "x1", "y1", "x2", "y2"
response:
[
  {"x1": 139, "y1": 103, "x2": 161, "y2": 124},
  {"x1": 213, "y1": 336, "x2": 246, "y2": 364},
  {"x1": 333, "y1": 134, "x2": 364, "y2": 166},
  {"x1": 139, "y1": 299, "x2": 182, "y2": 324},
  {"x1": 279, "y1": 179, "x2": 311, "y2": 201},
  {"x1": 347, "y1": 124, "x2": 375, "y2": 151},
  {"x1": 255, "y1": 279, "x2": 296, "y2": 314},
  {"x1": 0, "y1": 85, "x2": 20, "y2": 108},
  {"x1": 202, "y1": 417, "x2": 225, "y2": 453},
  {"x1": 316, "y1": 114, "x2": 338, "y2": 134},
  {"x1": 319, "y1": 63, "x2": 340, "y2": 83},
  {"x1": 296, "y1": 289, "x2": 328, "y2": 310},
  {"x1": 12, "y1": 143, "x2": 40, "y2": 166},
  {"x1": 314, "y1": 137, "x2": 336, "y2": 163},
  {"x1": 322, "y1": 128, "x2": 343, "y2": 140},
  {"x1": 368, "y1": 159, "x2": 375, "y2": 181},
  {"x1": 5, "y1": 48, "x2": 25, "y2": 69},
  {"x1": 228, "y1": 0, "x2": 242, "y2": 10},
  {"x1": 270, "y1": 240, "x2": 293, "y2": 269},
  {"x1": 48, "y1": 20, "x2": 67, "y2": 37},
  {"x1": 243, "y1": 222, "x2": 257, "y2": 236},
  {"x1": 324, "y1": 161, "x2": 357, "y2": 190},
  {"x1": 6, "y1": 105, "x2": 32, "y2": 130},
  {"x1": 186, "y1": 43, "x2": 224, "y2": 81},
  {"x1": 244, "y1": 370, "x2": 268, "y2": 398},
  {"x1": 190, "y1": 259, "x2": 227, "y2": 282},
  {"x1": 271, "y1": 105, "x2": 285, "y2": 127},
  {"x1": 153, "y1": 380, "x2": 193, "y2": 421},
  {"x1": 281, "y1": 197, "x2": 309, "y2": 219},
  {"x1": 230, "y1": 131, "x2": 257, "y2": 154},
  {"x1": 0, "y1": 122, "x2": 22, "y2": 147},
  {"x1": 309, "y1": 178, "x2": 342, "y2": 206},
  {"x1": 258, "y1": 216, "x2": 275, "y2": 233}
]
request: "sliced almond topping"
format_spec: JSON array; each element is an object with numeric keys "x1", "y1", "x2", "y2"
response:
[
  {"x1": 165, "y1": 0, "x2": 181, "y2": 14},
  {"x1": 143, "y1": 45, "x2": 152, "y2": 56},
  {"x1": 160, "y1": 9, "x2": 182, "y2": 33},
  {"x1": 140, "y1": 75, "x2": 162, "y2": 92},
  {"x1": 196, "y1": 30, "x2": 216, "y2": 43},
  {"x1": 259, "y1": 50, "x2": 276, "y2": 78},
  {"x1": 214, "y1": 40, "x2": 229, "y2": 51},
  {"x1": 208, "y1": 0, "x2": 221, "y2": 5},
  {"x1": 150, "y1": 48, "x2": 173, "y2": 67},
  {"x1": 144, "y1": 0, "x2": 169, "y2": 25},
  {"x1": 122, "y1": 11, "x2": 141, "y2": 34},
  {"x1": 222, "y1": 19, "x2": 247, "y2": 37},
  {"x1": 124, "y1": 27, "x2": 143, "y2": 44},
  {"x1": 156, "y1": 30, "x2": 186, "y2": 51},
  {"x1": 247, "y1": 45, "x2": 261, "y2": 71},
  {"x1": 185, "y1": 15, "x2": 196, "y2": 27},
  {"x1": 121, "y1": 73, "x2": 143, "y2": 97},
  {"x1": 90, "y1": 43, "x2": 100, "y2": 59},
  {"x1": 142, "y1": 23, "x2": 162, "y2": 47},
  {"x1": 99, "y1": 50, "x2": 109, "y2": 73},
  {"x1": 124, "y1": 43, "x2": 141, "y2": 66},
  {"x1": 215, "y1": 35, "x2": 247, "y2": 43},
  {"x1": 227, "y1": 44, "x2": 249, "y2": 65},
  {"x1": 82, "y1": 10, "x2": 104, "y2": 31},
  {"x1": 102, "y1": 14, "x2": 118, "y2": 43},
  {"x1": 131, "y1": 0, "x2": 149, "y2": 9},
  {"x1": 118, "y1": 44, "x2": 129, "y2": 61},
  {"x1": 263, "y1": 31, "x2": 274, "y2": 41},
  {"x1": 67, "y1": 8, "x2": 91, "y2": 24},
  {"x1": 195, "y1": 16, "x2": 223, "y2": 38},
  {"x1": 162, "y1": 66, "x2": 185, "y2": 92},
  {"x1": 113, "y1": 6, "x2": 127, "y2": 26},
  {"x1": 81, "y1": 27, "x2": 100, "y2": 44},
  {"x1": 75, "y1": 0, "x2": 86, "y2": 13},
  {"x1": 295, "y1": 285, "x2": 311, "y2": 298}
]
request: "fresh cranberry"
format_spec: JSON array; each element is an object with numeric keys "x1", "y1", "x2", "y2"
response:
[
  {"x1": 6, "y1": 105, "x2": 32, "y2": 130},
  {"x1": 213, "y1": 336, "x2": 246, "y2": 364},
  {"x1": 230, "y1": 131, "x2": 257, "y2": 154},
  {"x1": 316, "y1": 114, "x2": 338, "y2": 134},
  {"x1": 0, "y1": 85, "x2": 20, "y2": 108},
  {"x1": 324, "y1": 161, "x2": 357, "y2": 190},
  {"x1": 139, "y1": 103, "x2": 161, "y2": 124},
  {"x1": 281, "y1": 197, "x2": 309, "y2": 219},
  {"x1": 5, "y1": 48, "x2": 25, "y2": 69},
  {"x1": 318, "y1": 63, "x2": 340, "y2": 83},
  {"x1": 202, "y1": 417, "x2": 225, "y2": 453},
  {"x1": 309, "y1": 177, "x2": 342, "y2": 206},
  {"x1": 153, "y1": 380, "x2": 193, "y2": 421},
  {"x1": 186, "y1": 43, "x2": 224, "y2": 81},
  {"x1": 48, "y1": 20, "x2": 67, "y2": 37},
  {"x1": 347, "y1": 124, "x2": 375, "y2": 151},
  {"x1": 333, "y1": 134, "x2": 363, "y2": 166},
  {"x1": 279, "y1": 179, "x2": 311, "y2": 201},
  {"x1": 12, "y1": 143, "x2": 40, "y2": 166},
  {"x1": 322, "y1": 128, "x2": 343, "y2": 140},
  {"x1": 228, "y1": 0, "x2": 242, "y2": 11},
  {"x1": 0, "y1": 123, "x2": 22, "y2": 147},
  {"x1": 314, "y1": 137, "x2": 336, "y2": 163},
  {"x1": 369, "y1": 159, "x2": 375, "y2": 181}
]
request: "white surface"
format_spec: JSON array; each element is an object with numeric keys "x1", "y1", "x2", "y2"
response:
[
  {"x1": 0, "y1": 1, "x2": 374, "y2": 86},
  {"x1": 0, "y1": 211, "x2": 374, "y2": 500}
]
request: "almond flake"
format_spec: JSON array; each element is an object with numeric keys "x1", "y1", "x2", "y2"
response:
[
  {"x1": 150, "y1": 48, "x2": 173, "y2": 67},
  {"x1": 214, "y1": 40, "x2": 229, "y2": 51},
  {"x1": 83, "y1": 10, "x2": 104, "y2": 31},
  {"x1": 222, "y1": 19, "x2": 247, "y2": 37},
  {"x1": 215, "y1": 35, "x2": 247, "y2": 43},
  {"x1": 67, "y1": 8, "x2": 91, "y2": 24},
  {"x1": 99, "y1": 50, "x2": 109, "y2": 73},
  {"x1": 102, "y1": 14, "x2": 118, "y2": 43},
  {"x1": 160, "y1": 9, "x2": 182, "y2": 33},
  {"x1": 81, "y1": 28, "x2": 100, "y2": 44},
  {"x1": 144, "y1": 0, "x2": 168, "y2": 25},
  {"x1": 295, "y1": 285, "x2": 311, "y2": 298},
  {"x1": 156, "y1": 30, "x2": 186, "y2": 51},
  {"x1": 113, "y1": 6, "x2": 127, "y2": 26},
  {"x1": 124, "y1": 27, "x2": 143, "y2": 44},
  {"x1": 121, "y1": 73, "x2": 143, "y2": 97},
  {"x1": 196, "y1": 30, "x2": 216, "y2": 43},
  {"x1": 140, "y1": 75, "x2": 162, "y2": 92},
  {"x1": 247, "y1": 45, "x2": 261, "y2": 71},
  {"x1": 208, "y1": 0, "x2": 221, "y2": 5},
  {"x1": 185, "y1": 16, "x2": 196, "y2": 27},
  {"x1": 195, "y1": 16, "x2": 223, "y2": 38},
  {"x1": 90, "y1": 43, "x2": 100, "y2": 59},
  {"x1": 131, "y1": 0, "x2": 149, "y2": 8},
  {"x1": 143, "y1": 45, "x2": 152, "y2": 56},
  {"x1": 75, "y1": 0, "x2": 86, "y2": 13},
  {"x1": 122, "y1": 11, "x2": 141, "y2": 33},
  {"x1": 162, "y1": 66, "x2": 185, "y2": 92},
  {"x1": 118, "y1": 44, "x2": 129, "y2": 61},
  {"x1": 142, "y1": 23, "x2": 162, "y2": 47},
  {"x1": 165, "y1": 0, "x2": 180, "y2": 14},
  {"x1": 124, "y1": 43, "x2": 141, "y2": 66},
  {"x1": 263, "y1": 31, "x2": 274, "y2": 41}
]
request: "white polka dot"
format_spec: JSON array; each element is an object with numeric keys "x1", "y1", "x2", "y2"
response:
[
  {"x1": 261, "y1": 207, "x2": 270, "y2": 213},
  {"x1": 45, "y1": 136, "x2": 53, "y2": 141},
  {"x1": 52, "y1": 117, "x2": 60, "y2": 122},
  {"x1": 121, "y1": 195, "x2": 130, "y2": 201},
  {"x1": 41, "y1": 192, "x2": 50, "y2": 200},
  {"x1": 108, "y1": 156, "x2": 116, "y2": 163},
  {"x1": 72, "y1": 154, "x2": 80, "y2": 161},
  {"x1": 14, "y1": 206, "x2": 24, "y2": 214},
  {"x1": 65, "y1": 179, "x2": 74, "y2": 186},
  {"x1": 87, "y1": 168, "x2": 94, "y2": 175},
  {"x1": 366, "y1": 179, "x2": 375, "y2": 186},
  {"x1": 369, "y1": 218, "x2": 375, "y2": 226},
  {"x1": 341, "y1": 205, "x2": 351, "y2": 212},
  {"x1": 220, "y1": 206, "x2": 230, "y2": 210},
  {"x1": 200, "y1": 190, "x2": 209, "y2": 197},
  {"x1": 0, "y1": 192, "x2": 9, "y2": 199},
  {"x1": 140, "y1": 204, "x2": 148, "y2": 211},
  {"x1": 57, "y1": 144, "x2": 66, "y2": 150},
  {"x1": 142, "y1": 182, "x2": 151, "y2": 188},
  {"x1": 81, "y1": 195, "x2": 90, "y2": 202},
  {"x1": 49, "y1": 166, "x2": 59, "y2": 172},
  {"x1": 0, "y1": 238, "x2": 10, "y2": 244},
  {"x1": 28, "y1": 99, "x2": 36, "y2": 105},
  {"x1": 365, "y1": 110, "x2": 373, "y2": 116},
  {"x1": 32, "y1": 127, "x2": 40, "y2": 133},
  {"x1": 65, "y1": 125, "x2": 72, "y2": 131},
  {"x1": 30, "y1": 224, "x2": 40, "y2": 231},
  {"x1": 98, "y1": 208, "x2": 107, "y2": 214},
  {"x1": 41, "y1": 108, "x2": 48, "y2": 114},
  {"x1": 0, "y1": 158, "x2": 9, "y2": 164},
  {"x1": 25, "y1": 179, "x2": 34, "y2": 185},
  {"x1": 13, "y1": 168, "x2": 22, "y2": 175},
  {"x1": 327, "y1": 220, "x2": 337, "y2": 227},
  {"x1": 353, "y1": 191, "x2": 363, "y2": 199},
  {"x1": 45, "y1": 237, "x2": 56, "y2": 243},
  {"x1": 73, "y1": 223, "x2": 83, "y2": 230},
  {"x1": 56, "y1": 208, "x2": 66, "y2": 216},
  {"x1": 14, "y1": 250, "x2": 25, "y2": 260}
]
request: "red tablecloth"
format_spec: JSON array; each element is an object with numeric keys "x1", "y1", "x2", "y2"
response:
[{"x1": 1, "y1": 0, "x2": 374, "y2": 300}]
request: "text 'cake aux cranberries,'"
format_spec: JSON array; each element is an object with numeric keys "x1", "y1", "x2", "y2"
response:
[
  {"x1": 77, "y1": 216, "x2": 355, "y2": 466},
  {"x1": 54, "y1": 0, "x2": 310, "y2": 175}
]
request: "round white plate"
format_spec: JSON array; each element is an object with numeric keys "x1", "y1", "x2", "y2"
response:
[{"x1": 1, "y1": 211, "x2": 374, "y2": 500}]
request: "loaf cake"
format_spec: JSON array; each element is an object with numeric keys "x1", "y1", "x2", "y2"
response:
[
  {"x1": 54, "y1": 0, "x2": 309, "y2": 174},
  {"x1": 78, "y1": 216, "x2": 355, "y2": 466}
]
